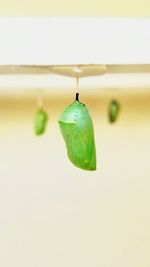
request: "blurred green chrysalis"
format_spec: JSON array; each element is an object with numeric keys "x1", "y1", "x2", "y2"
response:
[
  {"x1": 108, "y1": 100, "x2": 120, "y2": 123},
  {"x1": 35, "y1": 109, "x2": 48, "y2": 135},
  {"x1": 59, "y1": 93, "x2": 96, "y2": 171}
]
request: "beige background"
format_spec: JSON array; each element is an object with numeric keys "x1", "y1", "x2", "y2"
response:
[
  {"x1": 0, "y1": 0, "x2": 150, "y2": 264},
  {"x1": 0, "y1": 0, "x2": 149, "y2": 16},
  {"x1": 0, "y1": 89, "x2": 150, "y2": 266}
]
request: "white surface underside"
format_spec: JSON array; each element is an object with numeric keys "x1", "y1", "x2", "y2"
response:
[
  {"x1": 0, "y1": 18, "x2": 149, "y2": 65},
  {"x1": 0, "y1": 65, "x2": 149, "y2": 92}
]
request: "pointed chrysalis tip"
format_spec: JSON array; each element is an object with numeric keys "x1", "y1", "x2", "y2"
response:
[{"x1": 75, "y1": 92, "x2": 79, "y2": 101}]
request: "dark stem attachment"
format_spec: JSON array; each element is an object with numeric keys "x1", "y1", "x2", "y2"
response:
[{"x1": 76, "y1": 92, "x2": 79, "y2": 101}]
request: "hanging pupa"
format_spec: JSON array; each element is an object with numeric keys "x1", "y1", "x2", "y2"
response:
[
  {"x1": 58, "y1": 93, "x2": 96, "y2": 171},
  {"x1": 108, "y1": 100, "x2": 120, "y2": 123},
  {"x1": 35, "y1": 108, "x2": 48, "y2": 135}
]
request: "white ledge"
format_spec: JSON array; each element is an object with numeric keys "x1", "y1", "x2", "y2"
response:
[{"x1": 0, "y1": 18, "x2": 150, "y2": 65}]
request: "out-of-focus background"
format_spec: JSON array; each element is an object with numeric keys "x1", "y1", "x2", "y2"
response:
[
  {"x1": 0, "y1": 88, "x2": 150, "y2": 267},
  {"x1": 0, "y1": 1, "x2": 149, "y2": 264},
  {"x1": 0, "y1": 0, "x2": 149, "y2": 16}
]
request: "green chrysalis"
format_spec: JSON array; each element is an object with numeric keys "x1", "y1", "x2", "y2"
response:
[
  {"x1": 108, "y1": 100, "x2": 120, "y2": 123},
  {"x1": 59, "y1": 93, "x2": 96, "y2": 171},
  {"x1": 35, "y1": 109, "x2": 48, "y2": 135}
]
